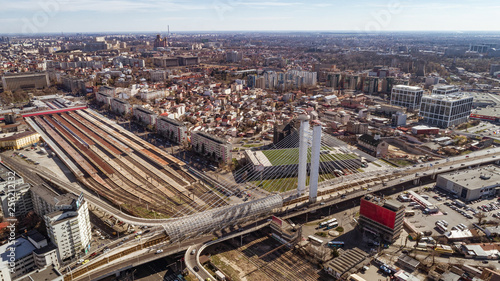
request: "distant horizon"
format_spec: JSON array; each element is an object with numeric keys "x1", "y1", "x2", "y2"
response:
[
  {"x1": 2, "y1": 0, "x2": 500, "y2": 35},
  {"x1": 3, "y1": 30, "x2": 500, "y2": 36}
]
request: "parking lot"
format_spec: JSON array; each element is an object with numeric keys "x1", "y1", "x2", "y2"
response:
[{"x1": 397, "y1": 185, "x2": 500, "y2": 238}]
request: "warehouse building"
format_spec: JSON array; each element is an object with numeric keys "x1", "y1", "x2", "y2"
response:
[
  {"x1": 436, "y1": 165, "x2": 500, "y2": 202},
  {"x1": 358, "y1": 196, "x2": 405, "y2": 243},
  {"x1": 324, "y1": 248, "x2": 369, "y2": 279}
]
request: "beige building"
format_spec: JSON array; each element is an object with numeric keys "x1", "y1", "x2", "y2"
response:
[
  {"x1": 2, "y1": 72, "x2": 50, "y2": 91},
  {"x1": 0, "y1": 131, "x2": 40, "y2": 150}
]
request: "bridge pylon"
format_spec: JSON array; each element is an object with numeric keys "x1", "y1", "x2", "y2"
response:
[
  {"x1": 297, "y1": 115, "x2": 310, "y2": 196},
  {"x1": 309, "y1": 123, "x2": 322, "y2": 203}
]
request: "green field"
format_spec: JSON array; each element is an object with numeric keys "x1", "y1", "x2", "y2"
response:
[
  {"x1": 251, "y1": 173, "x2": 337, "y2": 193},
  {"x1": 261, "y1": 147, "x2": 357, "y2": 166}
]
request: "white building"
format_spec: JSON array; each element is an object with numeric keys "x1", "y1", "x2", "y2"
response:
[
  {"x1": 157, "y1": 116, "x2": 187, "y2": 144},
  {"x1": 191, "y1": 131, "x2": 232, "y2": 163},
  {"x1": 390, "y1": 85, "x2": 423, "y2": 111},
  {"x1": 95, "y1": 91, "x2": 113, "y2": 105},
  {"x1": 431, "y1": 84, "x2": 459, "y2": 95},
  {"x1": 436, "y1": 165, "x2": 500, "y2": 202},
  {"x1": 0, "y1": 163, "x2": 32, "y2": 218},
  {"x1": 43, "y1": 193, "x2": 92, "y2": 261},
  {"x1": 0, "y1": 183, "x2": 32, "y2": 218},
  {"x1": 0, "y1": 238, "x2": 37, "y2": 280},
  {"x1": 419, "y1": 93, "x2": 473, "y2": 128},
  {"x1": 110, "y1": 98, "x2": 132, "y2": 115},
  {"x1": 391, "y1": 111, "x2": 407, "y2": 127},
  {"x1": 0, "y1": 230, "x2": 59, "y2": 281},
  {"x1": 133, "y1": 106, "x2": 157, "y2": 127},
  {"x1": 150, "y1": 70, "x2": 167, "y2": 82},
  {"x1": 139, "y1": 90, "x2": 167, "y2": 101}
]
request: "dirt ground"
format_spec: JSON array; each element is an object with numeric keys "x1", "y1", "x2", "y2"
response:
[
  {"x1": 388, "y1": 145, "x2": 421, "y2": 160},
  {"x1": 208, "y1": 231, "x2": 327, "y2": 281}
]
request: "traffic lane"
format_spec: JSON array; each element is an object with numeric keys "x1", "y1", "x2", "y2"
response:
[{"x1": 72, "y1": 235, "x2": 213, "y2": 280}]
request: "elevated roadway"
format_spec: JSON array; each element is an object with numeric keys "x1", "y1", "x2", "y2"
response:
[{"x1": 61, "y1": 147, "x2": 500, "y2": 281}]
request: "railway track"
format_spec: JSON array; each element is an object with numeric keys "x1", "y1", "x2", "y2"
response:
[{"x1": 239, "y1": 236, "x2": 320, "y2": 281}]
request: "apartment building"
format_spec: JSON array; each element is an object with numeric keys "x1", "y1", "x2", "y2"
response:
[
  {"x1": 0, "y1": 230, "x2": 58, "y2": 281},
  {"x1": 191, "y1": 131, "x2": 232, "y2": 163},
  {"x1": 42, "y1": 193, "x2": 92, "y2": 261},
  {"x1": 110, "y1": 98, "x2": 132, "y2": 115},
  {"x1": 133, "y1": 106, "x2": 157, "y2": 127},
  {"x1": 157, "y1": 116, "x2": 187, "y2": 144},
  {"x1": 0, "y1": 183, "x2": 32, "y2": 218}
]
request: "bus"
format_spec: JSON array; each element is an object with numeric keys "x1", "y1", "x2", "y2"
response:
[
  {"x1": 328, "y1": 241, "x2": 345, "y2": 248},
  {"x1": 320, "y1": 218, "x2": 337, "y2": 228},
  {"x1": 436, "y1": 223, "x2": 447, "y2": 233},
  {"x1": 308, "y1": 235, "x2": 324, "y2": 245},
  {"x1": 326, "y1": 222, "x2": 339, "y2": 230}
]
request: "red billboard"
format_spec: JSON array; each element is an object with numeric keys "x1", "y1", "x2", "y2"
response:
[
  {"x1": 470, "y1": 114, "x2": 497, "y2": 121},
  {"x1": 271, "y1": 216, "x2": 283, "y2": 227},
  {"x1": 360, "y1": 199, "x2": 396, "y2": 229}
]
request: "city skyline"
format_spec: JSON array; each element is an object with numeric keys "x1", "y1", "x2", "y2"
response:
[{"x1": 2, "y1": 0, "x2": 500, "y2": 34}]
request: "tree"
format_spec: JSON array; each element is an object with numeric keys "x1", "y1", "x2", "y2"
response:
[
  {"x1": 413, "y1": 233, "x2": 422, "y2": 248},
  {"x1": 476, "y1": 213, "x2": 487, "y2": 225}
]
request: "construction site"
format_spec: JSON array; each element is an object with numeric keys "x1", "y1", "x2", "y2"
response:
[{"x1": 26, "y1": 108, "x2": 227, "y2": 218}]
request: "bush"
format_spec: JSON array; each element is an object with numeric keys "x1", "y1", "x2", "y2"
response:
[
  {"x1": 315, "y1": 232, "x2": 327, "y2": 237},
  {"x1": 335, "y1": 226, "x2": 344, "y2": 232}
]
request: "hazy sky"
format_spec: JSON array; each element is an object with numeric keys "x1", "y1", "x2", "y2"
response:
[{"x1": 1, "y1": 0, "x2": 499, "y2": 34}]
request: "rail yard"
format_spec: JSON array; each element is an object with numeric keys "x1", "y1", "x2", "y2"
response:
[{"x1": 28, "y1": 107, "x2": 227, "y2": 218}]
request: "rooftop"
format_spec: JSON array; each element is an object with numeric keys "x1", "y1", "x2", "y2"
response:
[
  {"x1": 158, "y1": 116, "x2": 185, "y2": 127},
  {"x1": 358, "y1": 134, "x2": 383, "y2": 147},
  {"x1": 17, "y1": 264, "x2": 63, "y2": 281},
  {"x1": 326, "y1": 248, "x2": 368, "y2": 276},
  {"x1": 134, "y1": 106, "x2": 155, "y2": 115},
  {"x1": 438, "y1": 165, "x2": 500, "y2": 190},
  {"x1": 0, "y1": 238, "x2": 36, "y2": 265},
  {"x1": 393, "y1": 85, "x2": 423, "y2": 91},
  {"x1": 423, "y1": 92, "x2": 473, "y2": 102},
  {"x1": 0, "y1": 131, "x2": 38, "y2": 141},
  {"x1": 26, "y1": 229, "x2": 46, "y2": 243},
  {"x1": 193, "y1": 131, "x2": 229, "y2": 145},
  {"x1": 30, "y1": 184, "x2": 61, "y2": 207}
]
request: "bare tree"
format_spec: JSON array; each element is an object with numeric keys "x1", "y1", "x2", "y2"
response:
[{"x1": 476, "y1": 213, "x2": 487, "y2": 225}]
